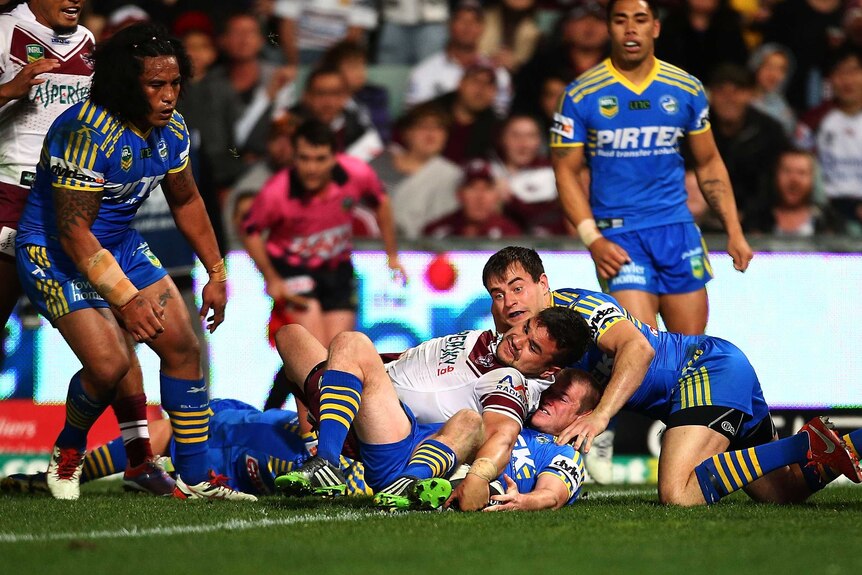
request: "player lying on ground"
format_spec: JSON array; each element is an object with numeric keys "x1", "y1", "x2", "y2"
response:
[
  {"x1": 482, "y1": 246, "x2": 862, "y2": 505},
  {"x1": 0, "y1": 399, "x2": 371, "y2": 497},
  {"x1": 273, "y1": 306, "x2": 591, "y2": 510},
  {"x1": 360, "y1": 368, "x2": 602, "y2": 511}
]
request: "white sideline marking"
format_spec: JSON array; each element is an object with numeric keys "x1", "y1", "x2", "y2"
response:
[
  {"x1": 0, "y1": 510, "x2": 381, "y2": 544},
  {"x1": 587, "y1": 488, "x2": 655, "y2": 498}
]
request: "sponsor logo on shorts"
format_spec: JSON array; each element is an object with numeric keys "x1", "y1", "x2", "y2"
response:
[
  {"x1": 120, "y1": 145, "x2": 133, "y2": 171},
  {"x1": 70, "y1": 279, "x2": 104, "y2": 303},
  {"x1": 609, "y1": 262, "x2": 647, "y2": 287},
  {"x1": 26, "y1": 44, "x2": 44, "y2": 63},
  {"x1": 0, "y1": 226, "x2": 16, "y2": 257},
  {"x1": 599, "y1": 95, "x2": 618, "y2": 119},
  {"x1": 721, "y1": 420, "x2": 736, "y2": 435},
  {"x1": 660, "y1": 95, "x2": 678, "y2": 115},
  {"x1": 551, "y1": 113, "x2": 574, "y2": 139}
]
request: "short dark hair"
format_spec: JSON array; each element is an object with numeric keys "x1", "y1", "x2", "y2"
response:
[
  {"x1": 482, "y1": 246, "x2": 545, "y2": 288},
  {"x1": 535, "y1": 307, "x2": 591, "y2": 367},
  {"x1": 89, "y1": 23, "x2": 191, "y2": 124},
  {"x1": 606, "y1": 0, "x2": 659, "y2": 21},
  {"x1": 825, "y1": 43, "x2": 862, "y2": 76},
  {"x1": 305, "y1": 65, "x2": 346, "y2": 93},
  {"x1": 321, "y1": 40, "x2": 368, "y2": 68},
  {"x1": 394, "y1": 101, "x2": 451, "y2": 134},
  {"x1": 292, "y1": 119, "x2": 337, "y2": 151},
  {"x1": 708, "y1": 63, "x2": 755, "y2": 89},
  {"x1": 557, "y1": 368, "x2": 603, "y2": 411}
]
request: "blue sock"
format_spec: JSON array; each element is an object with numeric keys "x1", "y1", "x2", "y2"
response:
[
  {"x1": 694, "y1": 433, "x2": 809, "y2": 504},
  {"x1": 56, "y1": 371, "x2": 110, "y2": 451},
  {"x1": 161, "y1": 373, "x2": 210, "y2": 484},
  {"x1": 844, "y1": 429, "x2": 861, "y2": 459},
  {"x1": 403, "y1": 439, "x2": 457, "y2": 480},
  {"x1": 317, "y1": 370, "x2": 363, "y2": 465},
  {"x1": 81, "y1": 437, "x2": 126, "y2": 483}
]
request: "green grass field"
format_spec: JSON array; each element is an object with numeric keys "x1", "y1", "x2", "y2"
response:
[{"x1": 2, "y1": 481, "x2": 861, "y2": 575}]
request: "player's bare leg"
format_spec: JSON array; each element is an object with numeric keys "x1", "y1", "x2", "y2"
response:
[
  {"x1": 659, "y1": 289, "x2": 709, "y2": 335},
  {"x1": 322, "y1": 310, "x2": 356, "y2": 346},
  {"x1": 657, "y1": 425, "x2": 730, "y2": 506},
  {"x1": 287, "y1": 298, "x2": 328, "y2": 345},
  {"x1": 276, "y1": 323, "x2": 329, "y2": 386},
  {"x1": 609, "y1": 289, "x2": 660, "y2": 329}
]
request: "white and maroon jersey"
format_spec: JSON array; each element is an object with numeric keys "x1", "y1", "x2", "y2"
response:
[
  {"x1": 814, "y1": 108, "x2": 862, "y2": 201},
  {"x1": 0, "y1": 3, "x2": 94, "y2": 188},
  {"x1": 384, "y1": 329, "x2": 553, "y2": 427}
]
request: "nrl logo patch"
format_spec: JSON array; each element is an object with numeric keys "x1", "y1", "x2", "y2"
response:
[
  {"x1": 120, "y1": 145, "x2": 133, "y2": 171},
  {"x1": 598, "y1": 95, "x2": 618, "y2": 119},
  {"x1": 26, "y1": 44, "x2": 44, "y2": 63}
]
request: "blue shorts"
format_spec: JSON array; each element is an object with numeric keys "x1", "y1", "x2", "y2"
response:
[
  {"x1": 15, "y1": 229, "x2": 168, "y2": 323},
  {"x1": 358, "y1": 403, "x2": 443, "y2": 490},
  {"x1": 670, "y1": 337, "x2": 770, "y2": 439},
  {"x1": 602, "y1": 223, "x2": 713, "y2": 295}
]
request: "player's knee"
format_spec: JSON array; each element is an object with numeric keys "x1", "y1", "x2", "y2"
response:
[
  {"x1": 329, "y1": 331, "x2": 374, "y2": 363},
  {"x1": 274, "y1": 323, "x2": 308, "y2": 354},
  {"x1": 84, "y1": 359, "x2": 131, "y2": 389},
  {"x1": 158, "y1": 331, "x2": 201, "y2": 370},
  {"x1": 451, "y1": 409, "x2": 483, "y2": 433},
  {"x1": 658, "y1": 479, "x2": 704, "y2": 507}
]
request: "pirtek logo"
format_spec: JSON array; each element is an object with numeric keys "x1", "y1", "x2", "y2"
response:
[{"x1": 50, "y1": 164, "x2": 104, "y2": 184}]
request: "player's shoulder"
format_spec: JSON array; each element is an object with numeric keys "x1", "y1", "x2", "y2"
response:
[
  {"x1": 655, "y1": 59, "x2": 706, "y2": 96},
  {"x1": 519, "y1": 427, "x2": 557, "y2": 447},
  {"x1": 564, "y1": 60, "x2": 615, "y2": 103},
  {"x1": 54, "y1": 100, "x2": 118, "y2": 144},
  {"x1": 552, "y1": 287, "x2": 613, "y2": 307}
]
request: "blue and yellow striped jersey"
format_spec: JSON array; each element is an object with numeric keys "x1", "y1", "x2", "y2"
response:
[
  {"x1": 503, "y1": 428, "x2": 584, "y2": 505},
  {"x1": 551, "y1": 288, "x2": 708, "y2": 421},
  {"x1": 550, "y1": 58, "x2": 709, "y2": 235},
  {"x1": 17, "y1": 99, "x2": 190, "y2": 249}
]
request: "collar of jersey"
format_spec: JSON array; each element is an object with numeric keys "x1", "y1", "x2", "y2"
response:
[
  {"x1": 603, "y1": 57, "x2": 661, "y2": 96},
  {"x1": 125, "y1": 122, "x2": 152, "y2": 141}
]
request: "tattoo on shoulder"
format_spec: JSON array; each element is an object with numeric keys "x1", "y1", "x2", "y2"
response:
[
  {"x1": 552, "y1": 148, "x2": 575, "y2": 159},
  {"x1": 164, "y1": 166, "x2": 195, "y2": 202},
  {"x1": 54, "y1": 188, "x2": 103, "y2": 239}
]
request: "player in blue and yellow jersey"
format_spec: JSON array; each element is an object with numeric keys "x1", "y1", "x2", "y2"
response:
[
  {"x1": 482, "y1": 247, "x2": 862, "y2": 506},
  {"x1": 550, "y1": 0, "x2": 752, "y2": 336},
  {"x1": 1, "y1": 399, "x2": 372, "y2": 497},
  {"x1": 14, "y1": 23, "x2": 254, "y2": 501}
]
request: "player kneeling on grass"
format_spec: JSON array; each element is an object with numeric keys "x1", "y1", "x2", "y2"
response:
[
  {"x1": 1, "y1": 399, "x2": 372, "y2": 497},
  {"x1": 272, "y1": 307, "x2": 591, "y2": 510}
]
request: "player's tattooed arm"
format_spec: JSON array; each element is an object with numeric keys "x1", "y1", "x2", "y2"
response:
[
  {"x1": 699, "y1": 178, "x2": 734, "y2": 224},
  {"x1": 551, "y1": 147, "x2": 575, "y2": 159},
  {"x1": 53, "y1": 187, "x2": 106, "y2": 262}
]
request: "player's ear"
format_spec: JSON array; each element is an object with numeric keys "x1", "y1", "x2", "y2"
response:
[
  {"x1": 539, "y1": 273, "x2": 549, "y2": 293},
  {"x1": 652, "y1": 17, "x2": 661, "y2": 40},
  {"x1": 541, "y1": 365, "x2": 562, "y2": 379}
]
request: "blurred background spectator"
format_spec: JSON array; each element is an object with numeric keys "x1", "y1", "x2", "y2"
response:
[
  {"x1": 376, "y1": 0, "x2": 450, "y2": 65},
  {"x1": 748, "y1": 43, "x2": 797, "y2": 135},
  {"x1": 371, "y1": 104, "x2": 462, "y2": 239},
  {"x1": 423, "y1": 160, "x2": 523, "y2": 238},
  {"x1": 478, "y1": 0, "x2": 542, "y2": 72}
]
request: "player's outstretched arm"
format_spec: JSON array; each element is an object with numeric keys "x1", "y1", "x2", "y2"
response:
[
  {"x1": 553, "y1": 146, "x2": 629, "y2": 279},
  {"x1": 688, "y1": 130, "x2": 753, "y2": 272},
  {"x1": 484, "y1": 474, "x2": 569, "y2": 512},
  {"x1": 557, "y1": 320, "x2": 653, "y2": 449},
  {"x1": 163, "y1": 164, "x2": 227, "y2": 332}
]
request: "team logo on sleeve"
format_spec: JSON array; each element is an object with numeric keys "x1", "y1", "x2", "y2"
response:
[
  {"x1": 157, "y1": 139, "x2": 168, "y2": 160},
  {"x1": 551, "y1": 113, "x2": 574, "y2": 138},
  {"x1": 598, "y1": 96, "x2": 618, "y2": 119},
  {"x1": 660, "y1": 95, "x2": 679, "y2": 115},
  {"x1": 26, "y1": 44, "x2": 44, "y2": 63},
  {"x1": 120, "y1": 145, "x2": 133, "y2": 171}
]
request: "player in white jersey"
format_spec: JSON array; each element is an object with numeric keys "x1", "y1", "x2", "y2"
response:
[
  {"x1": 272, "y1": 306, "x2": 591, "y2": 510},
  {"x1": 0, "y1": 0, "x2": 93, "y2": 332}
]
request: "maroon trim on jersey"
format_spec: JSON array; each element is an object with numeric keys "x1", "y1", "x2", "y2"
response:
[
  {"x1": 480, "y1": 391, "x2": 527, "y2": 425},
  {"x1": 9, "y1": 27, "x2": 93, "y2": 76},
  {"x1": 467, "y1": 330, "x2": 505, "y2": 377}
]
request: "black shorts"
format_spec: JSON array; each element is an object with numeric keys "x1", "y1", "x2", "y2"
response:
[
  {"x1": 665, "y1": 406, "x2": 776, "y2": 449},
  {"x1": 273, "y1": 259, "x2": 357, "y2": 312}
]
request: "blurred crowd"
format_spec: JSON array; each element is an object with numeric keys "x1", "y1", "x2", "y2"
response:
[{"x1": 35, "y1": 0, "x2": 862, "y2": 243}]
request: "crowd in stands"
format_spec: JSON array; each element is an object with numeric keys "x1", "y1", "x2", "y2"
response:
[{"x1": 50, "y1": 0, "x2": 862, "y2": 242}]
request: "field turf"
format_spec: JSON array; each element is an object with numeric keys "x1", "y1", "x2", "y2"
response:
[{"x1": 3, "y1": 480, "x2": 861, "y2": 574}]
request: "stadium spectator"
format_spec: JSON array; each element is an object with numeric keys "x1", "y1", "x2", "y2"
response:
[
  {"x1": 290, "y1": 66, "x2": 383, "y2": 162},
  {"x1": 535, "y1": 72, "x2": 569, "y2": 149},
  {"x1": 430, "y1": 62, "x2": 501, "y2": 164},
  {"x1": 320, "y1": 40, "x2": 391, "y2": 143},
  {"x1": 423, "y1": 159, "x2": 523, "y2": 238},
  {"x1": 273, "y1": 0, "x2": 378, "y2": 66},
  {"x1": 13, "y1": 23, "x2": 254, "y2": 501},
  {"x1": 241, "y1": 120, "x2": 403, "y2": 347},
  {"x1": 376, "y1": 0, "x2": 450, "y2": 65},
  {"x1": 478, "y1": 0, "x2": 542, "y2": 72},
  {"x1": 844, "y1": 2, "x2": 862, "y2": 50},
  {"x1": 796, "y1": 44, "x2": 862, "y2": 233},
  {"x1": 748, "y1": 43, "x2": 797, "y2": 136},
  {"x1": 209, "y1": 12, "x2": 295, "y2": 164},
  {"x1": 405, "y1": 0, "x2": 513, "y2": 115},
  {"x1": 655, "y1": 0, "x2": 749, "y2": 85},
  {"x1": 763, "y1": 0, "x2": 844, "y2": 112},
  {"x1": 492, "y1": 114, "x2": 567, "y2": 236},
  {"x1": 552, "y1": 0, "x2": 751, "y2": 336},
  {"x1": 707, "y1": 64, "x2": 791, "y2": 228},
  {"x1": 746, "y1": 149, "x2": 844, "y2": 235},
  {"x1": 370, "y1": 103, "x2": 462, "y2": 240},
  {"x1": 511, "y1": 2, "x2": 608, "y2": 116}
]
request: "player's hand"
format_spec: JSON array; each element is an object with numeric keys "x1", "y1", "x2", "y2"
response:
[
  {"x1": 200, "y1": 279, "x2": 227, "y2": 333},
  {"x1": 727, "y1": 233, "x2": 753, "y2": 273},
  {"x1": 387, "y1": 256, "x2": 407, "y2": 285},
  {"x1": 445, "y1": 472, "x2": 491, "y2": 512},
  {"x1": 483, "y1": 475, "x2": 522, "y2": 512},
  {"x1": 556, "y1": 410, "x2": 611, "y2": 452},
  {"x1": 0, "y1": 59, "x2": 60, "y2": 101},
  {"x1": 118, "y1": 294, "x2": 165, "y2": 343},
  {"x1": 588, "y1": 237, "x2": 630, "y2": 280}
]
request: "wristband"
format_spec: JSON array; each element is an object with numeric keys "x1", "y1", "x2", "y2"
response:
[
  {"x1": 467, "y1": 457, "x2": 498, "y2": 483},
  {"x1": 576, "y1": 218, "x2": 603, "y2": 247},
  {"x1": 209, "y1": 258, "x2": 227, "y2": 282},
  {"x1": 80, "y1": 249, "x2": 139, "y2": 307}
]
